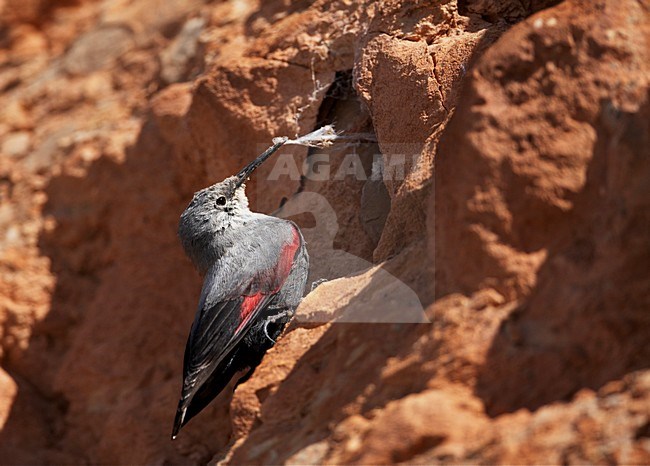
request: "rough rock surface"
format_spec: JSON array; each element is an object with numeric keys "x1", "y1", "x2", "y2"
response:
[{"x1": 0, "y1": 0, "x2": 648, "y2": 464}]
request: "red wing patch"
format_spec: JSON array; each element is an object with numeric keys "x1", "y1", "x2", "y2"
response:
[
  {"x1": 276, "y1": 227, "x2": 301, "y2": 284},
  {"x1": 236, "y1": 292, "x2": 264, "y2": 334},
  {"x1": 235, "y1": 227, "x2": 301, "y2": 334}
]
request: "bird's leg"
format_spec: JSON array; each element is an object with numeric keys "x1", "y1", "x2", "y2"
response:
[
  {"x1": 310, "y1": 278, "x2": 328, "y2": 292},
  {"x1": 263, "y1": 310, "x2": 292, "y2": 343}
]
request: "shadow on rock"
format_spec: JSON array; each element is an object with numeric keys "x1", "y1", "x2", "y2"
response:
[
  {"x1": 476, "y1": 96, "x2": 650, "y2": 416},
  {"x1": 0, "y1": 119, "x2": 231, "y2": 464}
]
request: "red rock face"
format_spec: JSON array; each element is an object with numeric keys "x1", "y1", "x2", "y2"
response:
[{"x1": 0, "y1": 0, "x2": 648, "y2": 464}]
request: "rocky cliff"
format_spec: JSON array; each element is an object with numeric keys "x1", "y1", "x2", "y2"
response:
[{"x1": 0, "y1": 0, "x2": 648, "y2": 464}]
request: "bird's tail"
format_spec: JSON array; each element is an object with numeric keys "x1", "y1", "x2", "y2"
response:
[{"x1": 171, "y1": 404, "x2": 187, "y2": 440}]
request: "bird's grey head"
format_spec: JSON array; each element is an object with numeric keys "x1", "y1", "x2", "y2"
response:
[{"x1": 178, "y1": 137, "x2": 288, "y2": 271}]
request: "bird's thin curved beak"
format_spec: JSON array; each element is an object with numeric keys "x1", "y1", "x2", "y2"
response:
[{"x1": 235, "y1": 137, "x2": 288, "y2": 189}]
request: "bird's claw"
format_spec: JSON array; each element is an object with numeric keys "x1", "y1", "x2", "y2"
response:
[
  {"x1": 263, "y1": 310, "x2": 292, "y2": 344},
  {"x1": 310, "y1": 278, "x2": 328, "y2": 292},
  {"x1": 263, "y1": 321, "x2": 276, "y2": 343}
]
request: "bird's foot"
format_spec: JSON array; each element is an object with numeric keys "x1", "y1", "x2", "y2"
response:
[
  {"x1": 310, "y1": 278, "x2": 328, "y2": 292},
  {"x1": 263, "y1": 310, "x2": 292, "y2": 343}
]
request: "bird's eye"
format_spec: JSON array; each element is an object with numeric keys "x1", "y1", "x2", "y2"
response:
[{"x1": 216, "y1": 196, "x2": 227, "y2": 206}]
